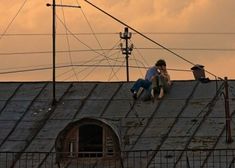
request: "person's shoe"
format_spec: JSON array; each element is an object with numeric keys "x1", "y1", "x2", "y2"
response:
[{"x1": 132, "y1": 91, "x2": 137, "y2": 100}]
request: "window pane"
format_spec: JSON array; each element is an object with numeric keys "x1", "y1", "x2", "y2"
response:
[{"x1": 79, "y1": 124, "x2": 103, "y2": 157}]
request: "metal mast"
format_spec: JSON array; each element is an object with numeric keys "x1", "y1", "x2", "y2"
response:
[
  {"x1": 120, "y1": 27, "x2": 133, "y2": 82},
  {"x1": 46, "y1": 1, "x2": 81, "y2": 105},
  {"x1": 52, "y1": 0, "x2": 56, "y2": 105}
]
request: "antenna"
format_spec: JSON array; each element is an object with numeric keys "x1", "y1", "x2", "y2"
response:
[
  {"x1": 83, "y1": 0, "x2": 221, "y2": 80},
  {"x1": 120, "y1": 27, "x2": 133, "y2": 82},
  {"x1": 46, "y1": 1, "x2": 81, "y2": 105}
]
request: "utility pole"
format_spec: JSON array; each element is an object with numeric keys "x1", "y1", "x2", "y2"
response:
[
  {"x1": 46, "y1": 1, "x2": 81, "y2": 105},
  {"x1": 120, "y1": 27, "x2": 133, "y2": 82},
  {"x1": 52, "y1": 0, "x2": 56, "y2": 105},
  {"x1": 224, "y1": 77, "x2": 232, "y2": 143}
]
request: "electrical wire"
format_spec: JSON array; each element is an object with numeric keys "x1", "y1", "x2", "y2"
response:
[
  {"x1": 0, "y1": 48, "x2": 120, "y2": 56},
  {"x1": 2, "y1": 32, "x2": 235, "y2": 36},
  {"x1": 130, "y1": 40, "x2": 149, "y2": 67},
  {"x1": 60, "y1": 0, "x2": 79, "y2": 80},
  {"x1": 56, "y1": 15, "x2": 123, "y2": 66},
  {"x1": 83, "y1": 0, "x2": 223, "y2": 80},
  {"x1": 1, "y1": 47, "x2": 235, "y2": 57},
  {"x1": 131, "y1": 53, "x2": 145, "y2": 78},
  {"x1": 79, "y1": 50, "x2": 121, "y2": 81},
  {"x1": 76, "y1": 0, "x2": 119, "y2": 80},
  {"x1": 56, "y1": 13, "x2": 130, "y2": 80},
  {"x1": 107, "y1": 50, "x2": 122, "y2": 81},
  {"x1": 108, "y1": 59, "x2": 126, "y2": 81},
  {"x1": 0, "y1": 0, "x2": 28, "y2": 41},
  {"x1": 0, "y1": 1, "x2": 229, "y2": 81},
  {"x1": 0, "y1": 64, "x2": 193, "y2": 75},
  {"x1": 68, "y1": 39, "x2": 122, "y2": 81},
  {"x1": 135, "y1": 47, "x2": 235, "y2": 52}
]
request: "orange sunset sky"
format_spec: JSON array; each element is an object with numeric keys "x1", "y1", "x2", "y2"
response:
[{"x1": 0, "y1": 0, "x2": 235, "y2": 81}]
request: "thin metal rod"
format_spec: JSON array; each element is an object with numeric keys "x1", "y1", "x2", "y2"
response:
[
  {"x1": 84, "y1": 0, "x2": 220, "y2": 79},
  {"x1": 52, "y1": 0, "x2": 56, "y2": 105},
  {"x1": 46, "y1": 3, "x2": 81, "y2": 8},
  {"x1": 224, "y1": 77, "x2": 232, "y2": 143},
  {"x1": 125, "y1": 37, "x2": 129, "y2": 82}
]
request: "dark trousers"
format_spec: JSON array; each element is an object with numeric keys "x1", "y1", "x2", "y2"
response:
[{"x1": 131, "y1": 79, "x2": 151, "y2": 93}]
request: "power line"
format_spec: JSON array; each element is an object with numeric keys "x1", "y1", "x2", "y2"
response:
[
  {"x1": 83, "y1": 0, "x2": 223, "y2": 79},
  {"x1": 0, "y1": 49, "x2": 119, "y2": 56},
  {"x1": 60, "y1": 0, "x2": 79, "y2": 80},
  {"x1": 56, "y1": 15, "x2": 122, "y2": 62},
  {"x1": 136, "y1": 47, "x2": 235, "y2": 52},
  {"x1": 0, "y1": 64, "x2": 192, "y2": 75},
  {"x1": 2, "y1": 32, "x2": 235, "y2": 36},
  {"x1": 77, "y1": 0, "x2": 119, "y2": 80},
  {"x1": 0, "y1": 0, "x2": 28, "y2": 40},
  {"x1": 1, "y1": 47, "x2": 235, "y2": 56}
]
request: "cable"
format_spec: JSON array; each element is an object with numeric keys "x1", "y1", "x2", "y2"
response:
[
  {"x1": 130, "y1": 40, "x2": 149, "y2": 67},
  {"x1": 79, "y1": 50, "x2": 121, "y2": 81},
  {"x1": 76, "y1": 0, "x2": 119, "y2": 80},
  {"x1": 0, "y1": 64, "x2": 193, "y2": 75},
  {"x1": 83, "y1": 0, "x2": 223, "y2": 80},
  {"x1": 56, "y1": 15, "x2": 122, "y2": 64},
  {"x1": 0, "y1": 0, "x2": 28, "y2": 41},
  {"x1": 0, "y1": 48, "x2": 120, "y2": 56},
  {"x1": 131, "y1": 53, "x2": 145, "y2": 78},
  {"x1": 108, "y1": 59, "x2": 125, "y2": 81},
  {"x1": 77, "y1": 39, "x2": 122, "y2": 81},
  {"x1": 2, "y1": 32, "x2": 235, "y2": 36},
  {"x1": 107, "y1": 50, "x2": 122, "y2": 81},
  {"x1": 135, "y1": 47, "x2": 235, "y2": 52},
  {"x1": 60, "y1": 0, "x2": 79, "y2": 80},
  {"x1": 1, "y1": 47, "x2": 235, "y2": 56}
]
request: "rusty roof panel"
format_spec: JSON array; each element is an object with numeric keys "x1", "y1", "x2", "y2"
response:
[
  {"x1": 114, "y1": 83, "x2": 133, "y2": 100},
  {"x1": 154, "y1": 100, "x2": 186, "y2": 118},
  {"x1": 25, "y1": 139, "x2": 54, "y2": 152},
  {"x1": 0, "y1": 100, "x2": 32, "y2": 120},
  {"x1": 50, "y1": 100, "x2": 82, "y2": 120},
  {"x1": 12, "y1": 83, "x2": 46, "y2": 101},
  {"x1": 192, "y1": 81, "x2": 223, "y2": 99},
  {"x1": 0, "y1": 83, "x2": 20, "y2": 101},
  {"x1": 132, "y1": 137, "x2": 162, "y2": 151},
  {"x1": 89, "y1": 83, "x2": 121, "y2": 100},
  {"x1": 0, "y1": 121, "x2": 17, "y2": 141},
  {"x1": 167, "y1": 81, "x2": 198, "y2": 100},
  {"x1": 160, "y1": 137, "x2": 190, "y2": 150},
  {"x1": 22, "y1": 101, "x2": 52, "y2": 121},
  {"x1": 181, "y1": 100, "x2": 210, "y2": 118},
  {"x1": 102, "y1": 100, "x2": 131, "y2": 118},
  {"x1": 0, "y1": 140, "x2": 27, "y2": 152},
  {"x1": 0, "y1": 80, "x2": 235, "y2": 166},
  {"x1": 37, "y1": 83, "x2": 71, "y2": 100},
  {"x1": 36, "y1": 120, "x2": 70, "y2": 139},
  {"x1": 8, "y1": 121, "x2": 39, "y2": 141},
  {"x1": 76, "y1": 100, "x2": 109, "y2": 119},
  {"x1": 127, "y1": 101, "x2": 159, "y2": 118},
  {"x1": 62, "y1": 83, "x2": 96, "y2": 100}
]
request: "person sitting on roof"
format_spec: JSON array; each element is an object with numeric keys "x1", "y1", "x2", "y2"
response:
[
  {"x1": 151, "y1": 59, "x2": 172, "y2": 99},
  {"x1": 130, "y1": 61, "x2": 160, "y2": 100}
]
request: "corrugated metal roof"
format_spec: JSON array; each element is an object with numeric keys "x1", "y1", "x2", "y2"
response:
[{"x1": 0, "y1": 80, "x2": 235, "y2": 167}]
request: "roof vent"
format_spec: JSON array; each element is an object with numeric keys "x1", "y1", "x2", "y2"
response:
[{"x1": 191, "y1": 64, "x2": 205, "y2": 80}]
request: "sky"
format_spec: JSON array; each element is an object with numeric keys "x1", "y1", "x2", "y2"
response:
[{"x1": 0, "y1": 0, "x2": 235, "y2": 81}]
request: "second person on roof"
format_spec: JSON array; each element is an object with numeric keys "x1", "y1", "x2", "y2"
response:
[{"x1": 130, "y1": 59, "x2": 171, "y2": 100}]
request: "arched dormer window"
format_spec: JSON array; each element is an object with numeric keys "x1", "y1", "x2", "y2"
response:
[{"x1": 55, "y1": 118, "x2": 121, "y2": 166}]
